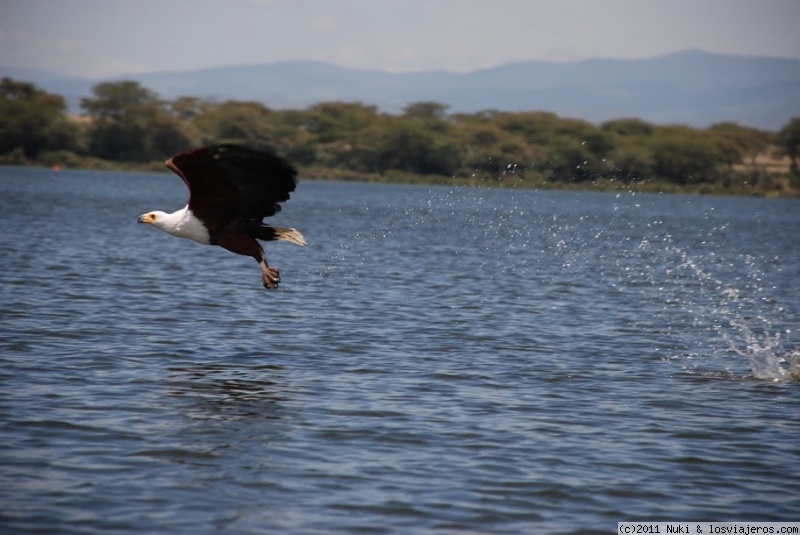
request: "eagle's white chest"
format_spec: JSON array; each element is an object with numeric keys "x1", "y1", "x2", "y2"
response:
[{"x1": 158, "y1": 206, "x2": 211, "y2": 244}]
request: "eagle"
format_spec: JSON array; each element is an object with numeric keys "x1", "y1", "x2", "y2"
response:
[{"x1": 138, "y1": 144, "x2": 306, "y2": 289}]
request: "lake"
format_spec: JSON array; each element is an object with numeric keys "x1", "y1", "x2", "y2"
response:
[{"x1": 1, "y1": 166, "x2": 798, "y2": 534}]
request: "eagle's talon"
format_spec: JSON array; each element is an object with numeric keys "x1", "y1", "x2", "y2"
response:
[{"x1": 262, "y1": 267, "x2": 281, "y2": 289}]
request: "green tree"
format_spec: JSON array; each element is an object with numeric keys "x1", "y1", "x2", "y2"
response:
[
  {"x1": 601, "y1": 118, "x2": 655, "y2": 137},
  {"x1": 169, "y1": 96, "x2": 213, "y2": 122},
  {"x1": 496, "y1": 111, "x2": 561, "y2": 145},
  {"x1": 551, "y1": 118, "x2": 615, "y2": 159},
  {"x1": 600, "y1": 118, "x2": 657, "y2": 182},
  {"x1": 306, "y1": 102, "x2": 380, "y2": 143},
  {"x1": 403, "y1": 101, "x2": 449, "y2": 121},
  {"x1": 649, "y1": 127, "x2": 722, "y2": 184},
  {"x1": 605, "y1": 146, "x2": 653, "y2": 183},
  {"x1": 192, "y1": 100, "x2": 275, "y2": 147},
  {"x1": 457, "y1": 123, "x2": 532, "y2": 179},
  {"x1": 377, "y1": 119, "x2": 461, "y2": 176},
  {"x1": 778, "y1": 117, "x2": 800, "y2": 176},
  {"x1": 0, "y1": 77, "x2": 78, "y2": 157},
  {"x1": 541, "y1": 137, "x2": 596, "y2": 182},
  {"x1": 81, "y1": 81, "x2": 190, "y2": 161},
  {"x1": 298, "y1": 102, "x2": 382, "y2": 171},
  {"x1": 707, "y1": 122, "x2": 773, "y2": 171},
  {"x1": 266, "y1": 109, "x2": 318, "y2": 165}
]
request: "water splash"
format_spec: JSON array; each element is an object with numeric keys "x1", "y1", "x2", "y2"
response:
[{"x1": 664, "y1": 244, "x2": 799, "y2": 382}]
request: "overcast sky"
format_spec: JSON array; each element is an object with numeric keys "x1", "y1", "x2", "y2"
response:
[{"x1": 2, "y1": 0, "x2": 799, "y2": 78}]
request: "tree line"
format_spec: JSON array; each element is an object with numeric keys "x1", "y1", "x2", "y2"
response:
[{"x1": 2, "y1": 77, "x2": 799, "y2": 193}]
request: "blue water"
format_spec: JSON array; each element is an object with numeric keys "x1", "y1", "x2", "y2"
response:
[{"x1": 1, "y1": 166, "x2": 799, "y2": 534}]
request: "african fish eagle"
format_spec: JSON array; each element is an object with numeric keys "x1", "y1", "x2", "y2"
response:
[{"x1": 138, "y1": 144, "x2": 306, "y2": 289}]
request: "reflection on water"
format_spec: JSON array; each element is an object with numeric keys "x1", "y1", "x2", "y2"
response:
[{"x1": 167, "y1": 363, "x2": 292, "y2": 422}]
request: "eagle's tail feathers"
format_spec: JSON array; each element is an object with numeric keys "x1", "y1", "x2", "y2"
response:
[{"x1": 255, "y1": 226, "x2": 306, "y2": 246}]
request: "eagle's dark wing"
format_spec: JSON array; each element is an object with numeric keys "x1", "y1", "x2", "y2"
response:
[
  {"x1": 210, "y1": 144, "x2": 297, "y2": 219},
  {"x1": 166, "y1": 144, "x2": 298, "y2": 233}
]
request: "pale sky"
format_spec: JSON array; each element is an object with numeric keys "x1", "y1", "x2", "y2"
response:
[{"x1": 2, "y1": 0, "x2": 799, "y2": 78}]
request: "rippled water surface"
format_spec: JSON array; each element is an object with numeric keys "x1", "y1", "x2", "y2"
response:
[{"x1": 1, "y1": 167, "x2": 799, "y2": 534}]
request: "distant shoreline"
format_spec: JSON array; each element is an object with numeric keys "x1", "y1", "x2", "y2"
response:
[
  {"x1": 3, "y1": 160, "x2": 797, "y2": 198},
  {"x1": 4, "y1": 75, "x2": 798, "y2": 200}
]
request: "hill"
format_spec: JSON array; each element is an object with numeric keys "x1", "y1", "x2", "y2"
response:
[{"x1": 2, "y1": 50, "x2": 799, "y2": 130}]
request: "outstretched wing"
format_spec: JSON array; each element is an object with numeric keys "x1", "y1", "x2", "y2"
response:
[
  {"x1": 210, "y1": 144, "x2": 298, "y2": 219},
  {"x1": 165, "y1": 144, "x2": 298, "y2": 233}
]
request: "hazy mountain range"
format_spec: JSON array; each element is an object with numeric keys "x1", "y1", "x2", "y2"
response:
[{"x1": 2, "y1": 50, "x2": 799, "y2": 130}]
